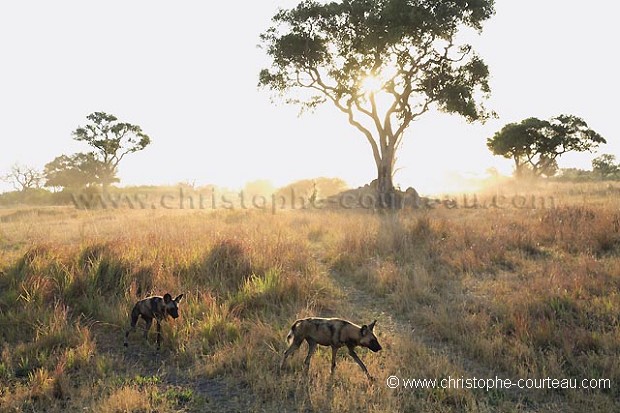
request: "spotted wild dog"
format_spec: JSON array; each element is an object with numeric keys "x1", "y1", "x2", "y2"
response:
[
  {"x1": 124, "y1": 293, "x2": 184, "y2": 350},
  {"x1": 280, "y1": 317, "x2": 382, "y2": 380}
]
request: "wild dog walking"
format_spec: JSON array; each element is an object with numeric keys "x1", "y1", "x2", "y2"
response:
[
  {"x1": 124, "y1": 293, "x2": 184, "y2": 350},
  {"x1": 280, "y1": 317, "x2": 382, "y2": 380}
]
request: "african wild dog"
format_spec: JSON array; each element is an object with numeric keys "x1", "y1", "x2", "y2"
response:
[
  {"x1": 280, "y1": 317, "x2": 382, "y2": 380},
  {"x1": 124, "y1": 293, "x2": 184, "y2": 350}
]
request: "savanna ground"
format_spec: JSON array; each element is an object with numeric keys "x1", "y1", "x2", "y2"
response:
[{"x1": 0, "y1": 182, "x2": 618, "y2": 412}]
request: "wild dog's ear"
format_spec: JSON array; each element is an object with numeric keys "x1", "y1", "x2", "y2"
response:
[
  {"x1": 369, "y1": 320, "x2": 377, "y2": 331},
  {"x1": 174, "y1": 294, "x2": 184, "y2": 303},
  {"x1": 361, "y1": 325, "x2": 368, "y2": 337},
  {"x1": 163, "y1": 293, "x2": 172, "y2": 304}
]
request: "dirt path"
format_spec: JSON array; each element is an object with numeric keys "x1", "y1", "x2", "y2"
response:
[{"x1": 328, "y1": 270, "x2": 546, "y2": 412}]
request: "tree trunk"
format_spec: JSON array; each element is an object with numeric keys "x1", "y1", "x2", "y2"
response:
[
  {"x1": 100, "y1": 164, "x2": 116, "y2": 198},
  {"x1": 514, "y1": 158, "x2": 527, "y2": 180},
  {"x1": 102, "y1": 181, "x2": 110, "y2": 198},
  {"x1": 376, "y1": 149, "x2": 397, "y2": 209}
]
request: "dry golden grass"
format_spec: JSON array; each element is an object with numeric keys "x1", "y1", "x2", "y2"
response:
[{"x1": 0, "y1": 181, "x2": 618, "y2": 412}]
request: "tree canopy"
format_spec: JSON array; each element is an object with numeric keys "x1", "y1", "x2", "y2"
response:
[
  {"x1": 487, "y1": 115, "x2": 606, "y2": 178},
  {"x1": 73, "y1": 112, "x2": 150, "y2": 190},
  {"x1": 44, "y1": 153, "x2": 114, "y2": 190},
  {"x1": 259, "y1": 0, "x2": 495, "y2": 203},
  {"x1": 592, "y1": 154, "x2": 619, "y2": 179}
]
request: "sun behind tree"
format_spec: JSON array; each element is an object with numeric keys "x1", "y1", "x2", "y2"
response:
[{"x1": 259, "y1": 0, "x2": 495, "y2": 207}]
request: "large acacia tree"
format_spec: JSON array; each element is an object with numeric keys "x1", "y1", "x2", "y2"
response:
[{"x1": 259, "y1": 0, "x2": 495, "y2": 204}]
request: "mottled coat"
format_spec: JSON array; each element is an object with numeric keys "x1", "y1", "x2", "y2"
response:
[
  {"x1": 281, "y1": 317, "x2": 382, "y2": 379},
  {"x1": 124, "y1": 293, "x2": 184, "y2": 350}
]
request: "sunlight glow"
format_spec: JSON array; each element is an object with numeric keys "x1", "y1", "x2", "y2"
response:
[
  {"x1": 360, "y1": 74, "x2": 383, "y2": 94},
  {"x1": 0, "y1": 1, "x2": 616, "y2": 197}
]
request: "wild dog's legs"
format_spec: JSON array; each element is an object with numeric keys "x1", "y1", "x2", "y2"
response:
[
  {"x1": 347, "y1": 344, "x2": 372, "y2": 380},
  {"x1": 303, "y1": 338, "x2": 317, "y2": 369},
  {"x1": 143, "y1": 317, "x2": 153, "y2": 340},
  {"x1": 330, "y1": 346, "x2": 338, "y2": 373},
  {"x1": 156, "y1": 320, "x2": 162, "y2": 350},
  {"x1": 281, "y1": 336, "x2": 303, "y2": 369},
  {"x1": 124, "y1": 307, "x2": 140, "y2": 347}
]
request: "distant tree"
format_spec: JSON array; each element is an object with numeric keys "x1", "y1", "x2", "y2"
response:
[
  {"x1": 487, "y1": 115, "x2": 606, "y2": 178},
  {"x1": 592, "y1": 154, "x2": 619, "y2": 179},
  {"x1": 2, "y1": 163, "x2": 43, "y2": 191},
  {"x1": 259, "y1": 0, "x2": 495, "y2": 206},
  {"x1": 44, "y1": 153, "x2": 115, "y2": 190},
  {"x1": 72, "y1": 112, "x2": 151, "y2": 192},
  {"x1": 556, "y1": 168, "x2": 594, "y2": 182}
]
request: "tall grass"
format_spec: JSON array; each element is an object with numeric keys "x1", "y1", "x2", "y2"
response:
[
  {"x1": 325, "y1": 202, "x2": 619, "y2": 410},
  {"x1": 0, "y1": 185, "x2": 618, "y2": 412}
]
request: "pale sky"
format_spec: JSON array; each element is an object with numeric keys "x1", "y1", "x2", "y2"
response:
[{"x1": 0, "y1": 1, "x2": 617, "y2": 195}]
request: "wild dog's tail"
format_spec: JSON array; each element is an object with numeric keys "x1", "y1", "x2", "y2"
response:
[{"x1": 286, "y1": 320, "x2": 300, "y2": 345}]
